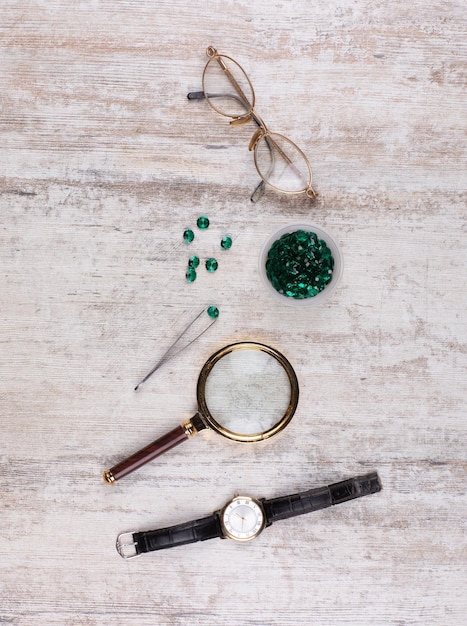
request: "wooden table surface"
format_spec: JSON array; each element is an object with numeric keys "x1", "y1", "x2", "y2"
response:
[{"x1": 1, "y1": 1, "x2": 466, "y2": 625}]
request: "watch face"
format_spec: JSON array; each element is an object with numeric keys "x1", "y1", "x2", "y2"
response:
[{"x1": 221, "y1": 496, "x2": 265, "y2": 542}]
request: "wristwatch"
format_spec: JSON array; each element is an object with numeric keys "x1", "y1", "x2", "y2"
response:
[{"x1": 116, "y1": 472, "x2": 381, "y2": 558}]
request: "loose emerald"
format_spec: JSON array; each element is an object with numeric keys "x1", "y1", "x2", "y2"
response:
[
  {"x1": 197, "y1": 216, "x2": 210, "y2": 230},
  {"x1": 188, "y1": 255, "x2": 200, "y2": 269},
  {"x1": 295, "y1": 230, "x2": 309, "y2": 244},
  {"x1": 185, "y1": 268, "x2": 197, "y2": 283},
  {"x1": 207, "y1": 305, "x2": 219, "y2": 319},
  {"x1": 183, "y1": 229, "x2": 194, "y2": 243},
  {"x1": 205, "y1": 258, "x2": 218, "y2": 272},
  {"x1": 221, "y1": 236, "x2": 232, "y2": 250}
]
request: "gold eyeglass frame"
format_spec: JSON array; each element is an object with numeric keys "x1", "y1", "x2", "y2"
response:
[
  {"x1": 196, "y1": 341, "x2": 299, "y2": 443},
  {"x1": 188, "y1": 46, "x2": 318, "y2": 202}
]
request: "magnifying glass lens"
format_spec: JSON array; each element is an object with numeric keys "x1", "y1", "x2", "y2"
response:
[{"x1": 203, "y1": 349, "x2": 292, "y2": 436}]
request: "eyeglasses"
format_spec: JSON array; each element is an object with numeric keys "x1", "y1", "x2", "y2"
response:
[{"x1": 187, "y1": 46, "x2": 318, "y2": 203}]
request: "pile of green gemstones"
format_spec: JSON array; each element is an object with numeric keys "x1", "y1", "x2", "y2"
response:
[
  {"x1": 266, "y1": 229, "x2": 334, "y2": 299},
  {"x1": 183, "y1": 216, "x2": 232, "y2": 283}
]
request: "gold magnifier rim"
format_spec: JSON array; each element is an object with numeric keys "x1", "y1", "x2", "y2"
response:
[{"x1": 196, "y1": 341, "x2": 299, "y2": 443}]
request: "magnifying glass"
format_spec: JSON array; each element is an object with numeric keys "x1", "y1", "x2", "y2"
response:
[{"x1": 103, "y1": 341, "x2": 299, "y2": 483}]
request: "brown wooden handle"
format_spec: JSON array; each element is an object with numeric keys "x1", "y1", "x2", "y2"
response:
[{"x1": 103, "y1": 424, "x2": 190, "y2": 483}]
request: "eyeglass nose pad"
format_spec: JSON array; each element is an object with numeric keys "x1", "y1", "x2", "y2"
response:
[
  {"x1": 248, "y1": 128, "x2": 263, "y2": 151},
  {"x1": 229, "y1": 114, "x2": 253, "y2": 127}
]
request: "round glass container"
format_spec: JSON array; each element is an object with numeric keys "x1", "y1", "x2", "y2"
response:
[{"x1": 258, "y1": 222, "x2": 344, "y2": 306}]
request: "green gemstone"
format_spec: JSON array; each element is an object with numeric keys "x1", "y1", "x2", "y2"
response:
[
  {"x1": 207, "y1": 305, "x2": 219, "y2": 319},
  {"x1": 221, "y1": 236, "x2": 232, "y2": 250},
  {"x1": 183, "y1": 229, "x2": 194, "y2": 243},
  {"x1": 205, "y1": 258, "x2": 218, "y2": 272},
  {"x1": 188, "y1": 255, "x2": 200, "y2": 269},
  {"x1": 197, "y1": 216, "x2": 210, "y2": 230},
  {"x1": 295, "y1": 230, "x2": 309, "y2": 243},
  {"x1": 185, "y1": 268, "x2": 197, "y2": 283},
  {"x1": 285, "y1": 260, "x2": 299, "y2": 276}
]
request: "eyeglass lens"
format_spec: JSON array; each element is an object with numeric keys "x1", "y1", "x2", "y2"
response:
[
  {"x1": 254, "y1": 133, "x2": 312, "y2": 194},
  {"x1": 203, "y1": 54, "x2": 254, "y2": 118}
]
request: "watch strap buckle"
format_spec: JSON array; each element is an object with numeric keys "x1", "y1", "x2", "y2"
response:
[{"x1": 116, "y1": 532, "x2": 140, "y2": 559}]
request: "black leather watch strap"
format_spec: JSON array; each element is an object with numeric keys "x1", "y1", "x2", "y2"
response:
[
  {"x1": 117, "y1": 472, "x2": 381, "y2": 557},
  {"x1": 133, "y1": 513, "x2": 223, "y2": 554},
  {"x1": 262, "y1": 472, "x2": 381, "y2": 524}
]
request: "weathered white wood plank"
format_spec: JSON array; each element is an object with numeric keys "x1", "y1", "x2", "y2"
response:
[{"x1": 1, "y1": 1, "x2": 466, "y2": 624}]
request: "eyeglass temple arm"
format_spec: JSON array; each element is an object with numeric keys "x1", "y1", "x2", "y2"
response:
[
  {"x1": 212, "y1": 52, "x2": 252, "y2": 112},
  {"x1": 187, "y1": 90, "x2": 208, "y2": 101},
  {"x1": 187, "y1": 91, "x2": 265, "y2": 202},
  {"x1": 187, "y1": 90, "x2": 254, "y2": 113}
]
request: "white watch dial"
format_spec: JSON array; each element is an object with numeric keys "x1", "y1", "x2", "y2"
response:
[{"x1": 221, "y1": 496, "x2": 265, "y2": 541}]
